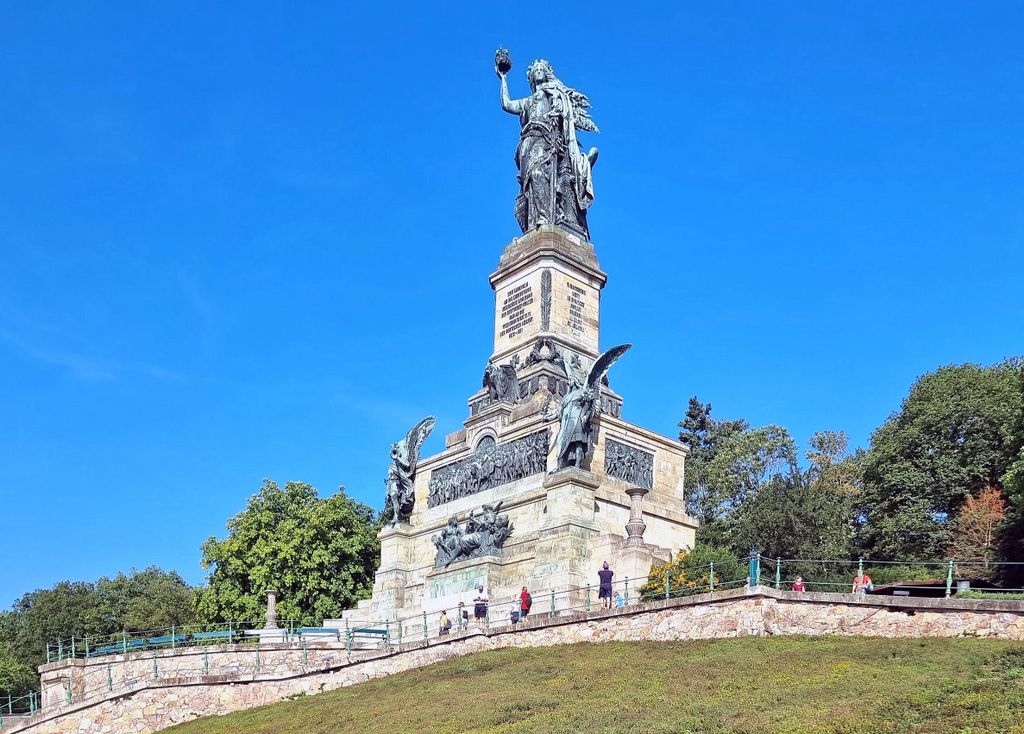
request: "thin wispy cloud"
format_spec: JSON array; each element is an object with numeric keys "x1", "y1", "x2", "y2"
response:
[{"x1": 0, "y1": 328, "x2": 183, "y2": 383}]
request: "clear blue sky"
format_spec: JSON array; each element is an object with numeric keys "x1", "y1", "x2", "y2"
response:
[{"x1": 1, "y1": 3, "x2": 1022, "y2": 608}]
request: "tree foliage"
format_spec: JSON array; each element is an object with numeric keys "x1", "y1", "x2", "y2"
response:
[
  {"x1": 679, "y1": 396, "x2": 798, "y2": 548},
  {"x1": 0, "y1": 568, "x2": 194, "y2": 699},
  {"x1": 859, "y1": 363, "x2": 1024, "y2": 560},
  {"x1": 196, "y1": 480, "x2": 380, "y2": 625},
  {"x1": 641, "y1": 546, "x2": 744, "y2": 598},
  {"x1": 948, "y1": 486, "x2": 1006, "y2": 578}
]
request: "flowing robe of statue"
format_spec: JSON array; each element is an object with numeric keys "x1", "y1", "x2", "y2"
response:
[
  {"x1": 546, "y1": 344, "x2": 631, "y2": 470},
  {"x1": 551, "y1": 385, "x2": 598, "y2": 469},
  {"x1": 499, "y1": 58, "x2": 599, "y2": 239}
]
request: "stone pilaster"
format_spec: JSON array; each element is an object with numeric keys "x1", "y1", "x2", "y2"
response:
[
  {"x1": 533, "y1": 467, "x2": 602, "y2": 611},
  {"x1": 370, "y1": 523, "x2": 417, "y2": 620}
]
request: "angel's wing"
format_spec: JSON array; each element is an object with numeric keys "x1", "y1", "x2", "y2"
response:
[
  {"x1": 587, "y1": 344, "x2": 632, "y2": 388},
  {"x1": 405, "y1": 415, "x2": 437, "y2": 467}
]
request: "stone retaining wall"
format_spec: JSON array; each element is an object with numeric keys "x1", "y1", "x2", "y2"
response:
[{"x1": 9, "y1": 588, "x2": 1024, "y2": 734}]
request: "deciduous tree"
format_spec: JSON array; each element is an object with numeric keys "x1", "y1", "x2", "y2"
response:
[
  {"x1": 196, "y1": 480, "x2": 380, "y2": 625},
  {"x1": 859, "y1": 362, "x2": 1023, "y2": 561}
]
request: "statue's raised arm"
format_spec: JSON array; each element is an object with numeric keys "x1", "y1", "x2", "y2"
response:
[{"x1": 494, "y1": 48, "x2": 599, "y2": 240}]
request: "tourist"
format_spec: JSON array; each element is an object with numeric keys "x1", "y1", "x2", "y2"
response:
[
  {"x1": 520, "y1": 586, "x2": 532, "y2": 619},
  {"x1": 852, "y1": 570, "x2": 873, "y2": 594},
  {"x1": 510, "y1": 608, "x2": 520, "y2": 626},
  {"x1": 614, "y1": 591, "x2": 624, "y2": 608},
  {"x1": 457, "y1": 601, "x2": 469, "y2": 631},
  {"x1": 598, "y1": 561, "x2": 614, "y2": 610},
  {"x1": 473, "y1": 585, "x2": 489, "y2": 626},
  {"x1": 439, "y1": 610, "x2": 451, "y2": 636}
]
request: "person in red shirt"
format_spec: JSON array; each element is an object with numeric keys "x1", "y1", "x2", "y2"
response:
[
  {"x1": 519, "y1": 586, "x2": 532, "y2": 619},
  {"x1": 791, "y1": 576, "x2": 806, "y2": 592},
  {"x1": 852, "y1": 572, "x2": 873, "y2": 594}
]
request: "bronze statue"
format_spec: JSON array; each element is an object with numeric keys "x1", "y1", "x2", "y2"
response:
[
  {"x1": 432, "y1": 502, "x2": 515, "y2": 567},
  {"x1": 546, "y1": 345, "x2": 631, "y2": 470},
  {"x1": 384, "y1": 416, "x2": 436, "y2": 526},
  {"x1": 496, "y1": 50, "x2": 599, "y2": 239}
]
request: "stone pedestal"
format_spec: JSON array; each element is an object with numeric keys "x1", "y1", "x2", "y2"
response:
[
  {"x1": 488, "y1": 225, "x2": 607, "y2": 365},
  {"x1": 371, "y1": 523, "x2": 418, "y2": 621},
  {"x1": 534, "y1": 467, "x2": 601, "y2": 611}
]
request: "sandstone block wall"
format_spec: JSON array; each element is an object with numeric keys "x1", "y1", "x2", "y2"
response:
[{"x1": 10, "y1": 588, "x2": 1024, "y2": 734}]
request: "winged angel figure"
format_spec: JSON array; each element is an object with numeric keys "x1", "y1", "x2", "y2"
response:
[
  {"x1": 498, "y1": 55, "x2": 599, "y2": 239},
  {"x1": 545, "y1": 344, "x2": 631, "y2": 470},
  {"x1": 384, "y1": 416, "x2": 436, "y2": 527}
]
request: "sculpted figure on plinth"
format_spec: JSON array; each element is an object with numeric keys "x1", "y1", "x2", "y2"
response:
[
  {"x1": 432, "y1": 502, "x2": 515, "y2": 568},
  {"x1": 496, "y1": 49, "x2": 599, "y2": 240},
  {"x1": 384, "y1": 415, "x2": 436, "y2": 527},
  {"x1": 546, "y1": 344, "x2": 631, "y2": 470}
]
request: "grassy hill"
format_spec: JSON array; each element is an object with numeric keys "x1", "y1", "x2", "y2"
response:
[{"x1": 167, "y1": 636, "x2": 1024, "y2": 734}]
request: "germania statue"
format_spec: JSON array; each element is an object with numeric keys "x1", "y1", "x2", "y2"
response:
[
  {"x1": 495, "y1": 49, "x2": 599, "y2": 240},
  {"x1": 384, "y1": 416, "x2": 436, "y2": 527},
  {"x1": 545, "y1": 344, "x2": 631, "y2": 470}
]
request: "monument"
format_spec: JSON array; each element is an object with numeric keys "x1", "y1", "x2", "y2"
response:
[{"x1": 334, "y1": 50, "x2": 697, "y2": 631}]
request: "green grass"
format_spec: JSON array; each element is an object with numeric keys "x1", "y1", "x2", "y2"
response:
[
  {"x1": 167, "y1": 637, "x2": 1024, "y2": 734},
  {"x1": 957, "y1": 590, "x2": 1024, "y2": 601}
]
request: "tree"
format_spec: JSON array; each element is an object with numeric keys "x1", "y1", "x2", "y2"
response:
[
  {"x1": 859, "y1": 362, "x2": 1024, "y2": 561},
  {"x1": 732, "y1": 472, "x2": 855, "y2": 568},
  {"x1": 679, "y1": 396, "x2": 798, "y2": 549},
  {"x1": 9, "y1": 582, "x2": 101, "y2": 672},
  {"x1": 948, "y1": 486, "x2": 1006, "y2": 574},
  {"x1": 196, "y1": 480, "x2": 380, "y2": 625},
  {"x1": 93, "y1": 568, "x2": 195, "y2": 632},
  {"x1": 641, "y1": 546, "x2": 744, "y2": 598},
  {"x1": 997, "y1": 448, "x2": 1024, "y2": 586},
  {"x1": 0, "y1": 567, "x2": 196, "y2": 695},
  {"x1": 0, "y1": 645, "x2": 35, "y2": 700}
]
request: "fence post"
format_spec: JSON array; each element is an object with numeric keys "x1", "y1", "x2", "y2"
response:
[
  {"x1": 946, "y1": 558, "x2": 955, "y2": 598},
  {"x1": 748, "y1": 551, "x2": 758, "y2": 589},
  {"x1": 228, "y1": 620, "x2": 234, "y2": 645},
  {"x1": 665, "y1": 576, "x2": 670, "y2": 600},
  {"x1": 709, "y1": 562, "x2": 715, "y2": 593},
  {"x1": 586, "y1": 584, "x2": 591, "y2": 612},
  {"x1": 625, "y1": 577, "x2": 629, "y2": 605},
  {"x1": 171, "y1": 625, "x2": 176, "y2": 650},
  {"x1": 255, "y1": 642, "x2": 261, "y2": 673},
  {"x1": 303, "y1": 640, "x2": 308, "y2": 667},
  {"x1": 57, "y1": 639, "x2": 63, "y2": 661},
  {"x1": 46, "y1": 644, "x2": 51, "y2": 665},
  {"x1": 71, "y1": 636, "x2": 75, "y2": 659},
  {"x1": 422, "y1": 611, "x2": 428, "y2": 640},
  {"x1": 775, "y1": 558, "x2": 781, "y2": 589},
  {"x1": 550, "y1": 590, "x2": 555, "y2": 615}
]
